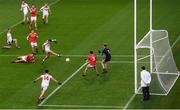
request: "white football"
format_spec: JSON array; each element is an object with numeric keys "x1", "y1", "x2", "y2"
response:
[{"x1": 65, "y1": 58, "x2": 70, "y2": 62}]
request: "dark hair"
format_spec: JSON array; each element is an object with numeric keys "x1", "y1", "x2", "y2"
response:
[
  {"x1": 90, "y1": 51, "x2": 93, "y2": 54},
  {"x1": 45, "y1": 70, "x2": 49, "y2": 73},
  {"x1": 48, "y1": 39, "x2": 52, "y2": 42},
  {"x1": 104, "y1": 44, "x2": 107, "y2": 47},
  {"x1": 141, "y1": 66, "x2": 146, "y2": 70}
]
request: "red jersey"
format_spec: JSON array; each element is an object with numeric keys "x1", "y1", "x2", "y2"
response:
[
  {"x1": 26, "y1": 54, "x2": 34, "y2": 62},
  {"x1": 88, "y1": 54, "x2": 96, "y2": 66},
  {"x1": 30, "y1": 8, "x2": 37, "y2": 17},
  {"x1": 28, "y1": 33, "x2": 38, "y2": 43}
]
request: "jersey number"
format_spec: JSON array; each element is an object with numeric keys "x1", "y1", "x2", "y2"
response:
[
  {"x1": 44, "y1": 76, "x2": 49, "y2": 80},
  {"x1": 92, "y1": 57, "x2": 96, "y2": 61}
]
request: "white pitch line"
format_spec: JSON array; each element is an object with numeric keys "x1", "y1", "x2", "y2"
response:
[
  {"x1": 0, "y1": 54, "x2": 135, "y2": 57},
  {"x1": 122, "y1": 94, "x2": 136, "y2": 110},
  {"x1": 40, "y1": 104, "x2": 122, "y2": 109},
  {"x1": 38, "y1": 62, "x2": 88, "y2": 106}
]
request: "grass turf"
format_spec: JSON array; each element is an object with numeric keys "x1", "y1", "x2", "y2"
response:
[{"x1": 0, "y1": 0, "x2": 179, "y2": 109}]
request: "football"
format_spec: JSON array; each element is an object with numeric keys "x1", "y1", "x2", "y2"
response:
[{"x1": 65, "y1": 58, "x2": 70, "y2": 62}]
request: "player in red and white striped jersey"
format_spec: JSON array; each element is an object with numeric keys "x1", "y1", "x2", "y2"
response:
[
  {"x1": 40, "y1": 3, "x2": 51, "y2": 24},
  {"x1": 34, "y1": 70, "x2": 61, "y2": 104},
  {"x1": 42, "y1": 39, "x2": 60, "y2": 64},
  {"x1": 30, "y1": 5, "x2": 38, "y2": 30},
  {"x1": 21, "y1": 0, "x2": 30, "y2": 24}
]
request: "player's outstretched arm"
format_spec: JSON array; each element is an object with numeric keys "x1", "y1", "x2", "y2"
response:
[
  {"x1": 52, "y1": 39, "x2": 57, "y2": 43},
  {"x1": 26, "y1": 36, "x2": 29, "y2": 41},
  {"x1": 51, "y1": 77, "x2": 61, "y2": 85},
  {"x1": 33, "y1": 76, "x2": 41, "y2": 83},
  {"x1": 40, "y1": 6, "x2": 43, "y2": 12}
]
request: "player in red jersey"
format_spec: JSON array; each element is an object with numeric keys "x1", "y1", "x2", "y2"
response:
[
  {"x1": 27, "y1": 30, "x2": 38, "y2": 54},
  {"x1": 30, "y1": 5, "x2": 37, "y2": 30},
  {"x1": 83, "y1": 51, "x2": 99, "y2": 76},
  {"x1": 12, "y1": 53, "x2": 35, "y2": 63}
]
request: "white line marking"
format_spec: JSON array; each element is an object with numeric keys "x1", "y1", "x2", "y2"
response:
[
  {"x1": 40, "y1": 104, "x2": 122, "y2": 109},
  {"x1": 38, "y1": 62, "x2": 88, "y2": 106},
  {"x1": 0, "y1": 54, "x2": 135, "y2": 57},
  {"x1": 122, "y1": 94, "x2": 136, "y2": 110},
  {"x1": 171, "y1": 35, "x2": 180, "y2": 48}
]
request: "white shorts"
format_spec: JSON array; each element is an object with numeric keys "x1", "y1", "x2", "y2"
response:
[
  {"x1": 30, "y1": 42, "x2": 37, "y2": 47},
  {"x1": 87, "y1": 64, "x2": 96, "y2": 68},
  {"x1": 45, "y1": 49, "x2": 51, "y2": 54},
  {"x1": 23, "y1": 10, "x2": 28, "y2": 15},
  {"x1": 21, "y1": 56, "x2": 27, "y2": 62},
  {"x1": 43, "y1": 11, "x2": 49, "y2": 17},
  {"x1": 31, "y1": 16, "x2": 37, "y2": 21},
  {"x1": 41, "y1": 84, "x2": 49, "y2": 91}
]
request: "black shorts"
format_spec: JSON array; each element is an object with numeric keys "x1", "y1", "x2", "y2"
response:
[
  {"x1": 8, "y1": 40, "x2": 13, "y2": 45},
  {"x1": 104, "y1": 56, "x2": 111, "y2": 62}
]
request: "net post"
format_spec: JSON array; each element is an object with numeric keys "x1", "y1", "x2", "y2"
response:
[
  {"x1": 134, "y1": 0, "x2": 138, "y2": 94},
  {"x1": 150, "y1": 0, "x2": 153, "y2": 73}
]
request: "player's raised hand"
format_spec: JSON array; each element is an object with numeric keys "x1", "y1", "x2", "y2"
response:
[
  {"x1": 58, "y1": 81, "x2": 62, "y2": 85},
  {"x1": 98, "y1": 50, "x2": 101, "y2": 54}
]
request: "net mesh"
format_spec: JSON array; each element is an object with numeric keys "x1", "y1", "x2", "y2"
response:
[{"x1": 136, "y1": 30, "x2": 179, "y2": 95}]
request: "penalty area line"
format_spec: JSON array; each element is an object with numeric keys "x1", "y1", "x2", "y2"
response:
[{"x1": 38, "y1": 62, "x2": 88, "y2": 106}]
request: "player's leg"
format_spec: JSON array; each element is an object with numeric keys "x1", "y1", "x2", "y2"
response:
[
  {"x1": 42, "y1": 53, "x2": 50, "y2": 64},
  {"x1": 3, "y1": 41, "x2": 12, "y2": 49},
  {"x1": 83, "y1": 65, "x2": 89, "y2": 76},
  {"x1": 13, "y1": 39, "x2": 20, "y2": 48},
  {"x1": 29, "y1": 18, "x2": 33, "y2": 30},
  {"x1": 101, "y1": 59, "x2": 105, "y2": 69},
  {"x1": 45, "y1": 15, "x2": 48, "y2": 24},
  {"x1": 38, "y1": 86, "x2": 47, "y2": 104},
  {"x1": 34, "y1": 17, "x2": 37, "y2": 30},
  {"x1": 101, "y1": 59, "x2": 107, "y2": 73},
  {"x1": 94, "y1": 66, "x2": 99, "y2": 76},
  {"x1": 49, "y1": 50, "x2": 60, "y2": 56},
  {"x1": 12, "y1": 59, "x2": 24, "y2": 63},
  {"x1": 26, "y1": 15, "x2": 29, "y2": 23},
  {"x1": 39, "y1": 89, "x2": 46, "y2": 100},
  {"x1": 34, "y1": 21, "x2": 37, "y2": 30},
  {"x1": 35, "y1": 46, "x2": 38, "y2": 54},
  {"x1": 3, "y1": 45, "x2": 11, "y2": 49}
]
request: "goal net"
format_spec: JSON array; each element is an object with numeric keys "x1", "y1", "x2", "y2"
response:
[{"x1": 136, "y1": 30, "x2": 179, "y2": 95}]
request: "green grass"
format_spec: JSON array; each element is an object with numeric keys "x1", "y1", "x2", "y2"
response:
[{"x1": 0, "y1": 0, "x2": 179, "y2": 109}]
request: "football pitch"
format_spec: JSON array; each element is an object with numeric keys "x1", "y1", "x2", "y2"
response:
[{"x1": 0, "y1": 0, "x2": 179, "y2": 109}]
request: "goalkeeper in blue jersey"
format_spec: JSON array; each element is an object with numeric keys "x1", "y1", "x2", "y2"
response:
[{"x1": 98, "y1": 44, "x2": 111, "y2": 73}]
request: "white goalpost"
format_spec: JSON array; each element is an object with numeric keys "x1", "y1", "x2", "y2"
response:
[{"x1": 134, "y1": 0, "x2": 179, "y2": 95}]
